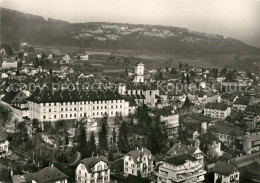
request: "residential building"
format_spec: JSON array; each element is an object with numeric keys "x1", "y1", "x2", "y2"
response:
[
  {"x1": 208, "y1": 124, "x2": 245, "y2": 146},
  {"x1": 0, "y1": 132, "x2": 10, "y2": 158},
  {"x1": 1, "y1": 57, "x2": 18, "y2": 69},
  {"x1": 234, "y1": 132, "x2": 260, "y2": 154},
  {"x1": 123, "y1": 147, "x2": 154, "y2": 177},
  {"x1": 166, "y1": 143, "x2": 204, "y2": 165},
  {"x1": 242, "y1": 105, "x2": 260, "y2": 131},
  {"x1": 14, "y1": 165, "x2": 68, "y2": 183},
  {"x1": 233, "y1": 97, "x2": 249, "y2": 111},
  {"x1": 212, "y1": 161, "x2": 239, "y2": 183},
  {"x1": 80, "y1": 55, "x2": 89, "y2": 61},
  {"x1": 76, "y1": 155, "x2": 110, "y2": 183},
  {"x1": 27, "y1": 89, "x2": 130, "y2": 122},
  {"x1": 204, "y1": 102, "x2": 231, "y2": 119},
  {"x1": 157, "y1": 154, "x2": 206, "y2": 183},
  {"x1": 157, "y1": 106, "x2": 179, "y2": 137},
  {"x1": 1, "y1": 90, "x2": 28, "y2": 110}
]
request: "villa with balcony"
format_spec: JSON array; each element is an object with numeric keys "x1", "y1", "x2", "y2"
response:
[
  {"x1": 76, "y1": 155, "x2": 110, "y2": 183},
  {"x1": 157, "y1": 154, "x2": 206, "y2": 183}
]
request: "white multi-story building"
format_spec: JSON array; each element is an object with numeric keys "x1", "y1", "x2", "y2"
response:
[
  {"x1": 27, "y1": 89, "x2": 130, "y2": 122},
  {"x1": 204, "y1": 102, "x2": 231, "y2": 119},
  {"x1": 76, "y1": 156, "x2": 110, "y2": 183},
  {"x1": 0, "y1": 132, "x2": 10, "y2": 158},
  {"x1": 212, "y1": 161, "x2": 239, "y2": 183},
  {"x1": 134, "y1": 62, "x2": 144, "y2": 83},
  {"x1": 123, "y1": 147, "x2": 154, "y2": 177},
  {"x1": 157, "y1": 106, "x2": 179, "y2": 137},
  {"x1": 1, "y1": 58, "x2": 18, "y2": 69},
  {"x1": 157, "y1": 154, "x2": 206, "y2": 183}
]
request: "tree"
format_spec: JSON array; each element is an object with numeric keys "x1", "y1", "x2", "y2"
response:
[
  {"x1": 88, "y1": 132, "x2": 96, "y2": 156},
  {"x1": 76, "y1": 122, "x2": 88, "y2": 158},
  {"x1": 108, "y1": 148, "x2": 114, "y2": 161},
  {"x1": 186, "y1": 73, "x2": 190, "y2": 84},
  {"x1": 16, "y1": 69, "x2": 20, "y2": 76},
  {"x1": 0, "y1": 105, "x2": 12, "y2": 128},
  {"x1": 179, "y1": 62, "x2": 182, "y2": 70},
  {"x1": 146, "y1": 116, "x2": 163, "y2": 154},
  {"x1": 183, "y1": 96, "x2": 191, "y2": 110},
  {"x1": 117, "y1": 121, "x2": 130, "y2": 153},
  {"x1": 99, "y1": 116, "x2": 108, "y2": 152},
  {"x1": 34, "y1": 57, "x2": 39, "y2": 68},
  {"x1": 181, "y1": 73, "x2": 186, "y2": 84}
]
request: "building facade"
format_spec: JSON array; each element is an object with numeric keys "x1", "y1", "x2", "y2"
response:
[
  {"x1": 212, "y1": 161, "x2": 239, "y2": 183},
  {"x1": 27, "y1": 89, "x2": 129, "y2": 122},
  {"x1": 76, "y1": 156, "x2": 110, "y2": 183},
  {"x1": 204, "y1": 102, "x2": 231, "y2": 119},
  {"x1": 1, "y1": 58, "x2": 18, "y2": 69},
  {"x1": 157, "y1": 154, "x2": 206, "y2": 183},
  {"x1": 0, "y1": 133, "x2": 10, "y2": 158},
  {"x1": 123, "y1": 147, "x2": 154, "y2": 177}
]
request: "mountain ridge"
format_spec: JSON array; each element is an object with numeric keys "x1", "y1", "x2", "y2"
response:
[{"x1": 1, "y1": 8, "x2": 260, "y2": 55}]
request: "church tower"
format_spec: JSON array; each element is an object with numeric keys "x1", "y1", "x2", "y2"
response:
[{"x1": 134, "y1": 63, "x2": 144, "y2": 83}]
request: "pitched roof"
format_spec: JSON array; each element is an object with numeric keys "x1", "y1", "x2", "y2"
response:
[
  {"x1": 27, "y1": 88, "x2": 124, "y2": 103},
  {"x1": 126, "y1": 148, "x2": 153, "y2": 163},
  {"x1": 125, "y1": 82, "x2": 158, "y2": 90},
  {"x1": 24, "y1": 166, "x2": 68, "y2": 183},
  {"x1": 166, "y1": 143, "x2": 199, "y2": 156},
  {"x1": 156, "y1": 106, "x2": 175, "y2": 116},
  {"x1": 1, "y1": 90, "x2": 27, "y2": 104},
  {"x1": 208, "y1": 124, "x2": 245, "y2": 136},
  {"x1": 80, "y1": 156, "x2": 109, "y2": 173},
  {"x1": 233, "y1": 98, "x2": 249, "y2": 106},
  {"x1": 164, "y1": 154, "x2": 197, "y2": 166},
  {"x1": 212, "y1": 161, "x2": 239, "y2": 176},
  {"x1": 204, "y1": 102, "x2": 229, "y2": 111}
]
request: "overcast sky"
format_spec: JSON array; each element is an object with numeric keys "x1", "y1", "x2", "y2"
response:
[{"x1": 2, "y1": 0, "x2": 260, "y2": 47}]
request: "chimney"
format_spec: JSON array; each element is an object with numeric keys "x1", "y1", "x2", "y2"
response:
[
  {"x1": 10, "y1": 169, "x2": 13, "y2": 177},
  {"x1": 51, "y1": 164, "x2": 54, "y2": 169},
  {"x1": 141, "y1": 147, "x2": 143, "y2": 152},
  {"x1": 137, "y1": 147, "x2": 139, "y2": 150}
]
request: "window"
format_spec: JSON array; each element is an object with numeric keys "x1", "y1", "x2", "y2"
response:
[
  {"x1": 43, "y1": 115, "x2": 46, "y2": 119},
  {"x1": 74, "y1": 107, "x2": 76, "y2": 111},
  {"x1": 49, "y1": 103, "x2": 51, "y2": 106},
  {"x1": 43, "y1": 103, "x2": 46, "y2": 106},
  {"x1": 49, "y1": 109, "x2": 51, "y2": 112},
  {"x1": 61, "y1": 114, "x2": 63, "y2": 118},
  {"x1": 54, "y1": 115, "x2": 56, "y2": 119},
  {"x1": 61, "y1": 108, "x2": 63, "y2": 111},
  {"x1": 70, "y1": 114, "x2": 72, "y2": 117}
]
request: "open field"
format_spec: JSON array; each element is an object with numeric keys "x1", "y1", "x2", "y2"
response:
[{"x1": 34, "y1": 45, "x2": 260, "y2": 73}]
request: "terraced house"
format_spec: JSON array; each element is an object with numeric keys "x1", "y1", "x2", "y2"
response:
[
  {"x1": 27, "y1": 88, "x2": 130, "y2": 121},
  {"x1": 204, "y1": 102, "x2": 231, "y2": 119}
]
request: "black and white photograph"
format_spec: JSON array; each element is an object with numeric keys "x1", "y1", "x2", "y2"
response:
[{"x1": 0, "y1": 0, "x2": 260, "y2": 182}]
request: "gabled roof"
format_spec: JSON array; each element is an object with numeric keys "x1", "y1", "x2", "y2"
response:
[
  {"x1": 80, "y1": 156, "x2": 109, "y2": 173},
  {"x1": 233, "y1": 98, "x2": 249, "y2": 106},
  {"x1": 208, "y1": 124, "x2": 245, "y2": 136},
  {"x1": 212, "y1": 161, "x2": 239, "y2": 176},
  {"x1": 23, "y1": 166, "x2": 68, "y2": 183},
  {"x1": 1, "y1": 90, "x2": 26, "y2": 104},
  {"x1": 165, "y1": 154, "x2": 197, "y2": 166},
  {"x1": 27, "y1": 88, "x2": 124, "y2": 103},
  {"x1": 204, "y1": 102, "x2": 229, "y2": 111},
  {"x1": 125, "y1": 148, "x2": 153, "y2": 163},
  {"x1": 166, "y1": 143, "x2": 200, "y2": 156}
]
